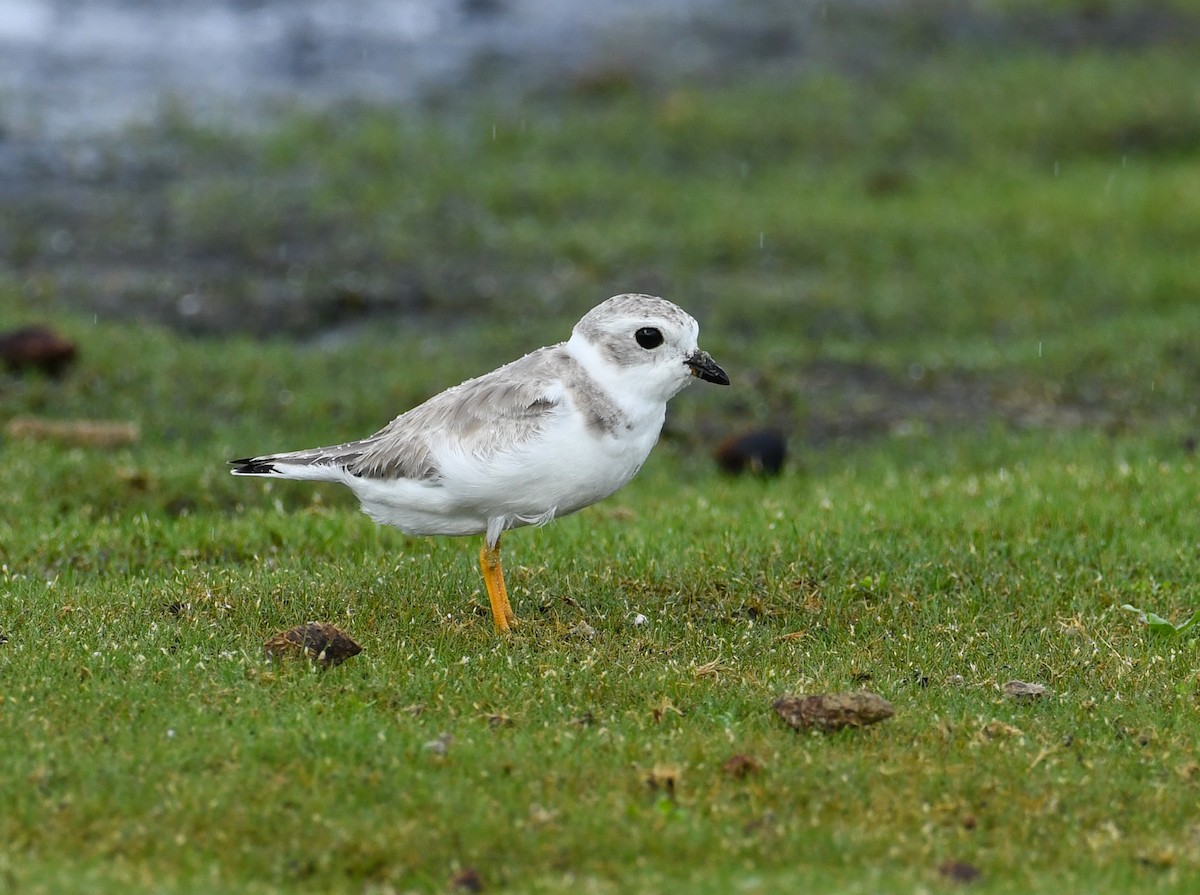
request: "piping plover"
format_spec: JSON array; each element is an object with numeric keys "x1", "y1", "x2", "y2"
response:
[{"x1": 230, "y1": 293, "x2": 729, "y2": 632}]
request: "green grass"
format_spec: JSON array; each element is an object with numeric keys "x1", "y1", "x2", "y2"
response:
[
  {"x1": 3, "y1": 422, "x2": 1200, "y2": 893},
  {"x1": 3, "y1": 24, "x2": 1200, "y2": 895}
]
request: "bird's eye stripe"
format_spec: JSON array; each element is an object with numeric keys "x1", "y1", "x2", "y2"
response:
[{"x1": 635, "y1": 327, "x2": 664, "y2": 349}]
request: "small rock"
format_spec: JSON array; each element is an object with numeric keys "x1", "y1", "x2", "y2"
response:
[
  {"x1": 714, "y1": 429, "x2": 787, "y2": 476},
  {"x1": 263, "y1": 622, "x2": 362, "y2": 668},
  {"x1": 0, "y1": 325, "x2": 78, "y2": 377},
  {"x1": 772, "y1": 691, "x2": 894, "y2": 732},
  {"x1": 1002, "y1": 680, "x2": 1048, "y2": 700}
]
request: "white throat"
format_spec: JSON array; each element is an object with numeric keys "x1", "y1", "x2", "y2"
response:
[
  {"x1": 566, "y1": 330, "x2": 620, "y2": 389},
  {"x1": 565, "y1": 331, "x2": 667, "y2": 418}
]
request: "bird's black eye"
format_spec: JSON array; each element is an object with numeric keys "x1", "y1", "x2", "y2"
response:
[{"x1": 635, "y1": 327, "x2": 664, "y2": 349}]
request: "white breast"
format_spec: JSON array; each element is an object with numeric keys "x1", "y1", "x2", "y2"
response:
[{"x1": 346, "y1": 380, "x2": 665, "y2": 538}]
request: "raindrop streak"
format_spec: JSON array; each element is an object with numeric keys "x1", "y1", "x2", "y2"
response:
[
  {"x1": 1038, "y1": 341, "x2": 1043, "y2": 357},
  {"x1": 758, "y1": 232, "x2": 764, "y2": 250}
]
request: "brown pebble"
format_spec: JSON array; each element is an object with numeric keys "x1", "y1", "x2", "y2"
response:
[
  {"x1": 0, "y1": 325, "x2": 78, "y2": 377},
  {"x1": 263, "y1": 622, "x2": 362, "y2": 668},
  {"x1": 1002, "y1": 680, "x2": 1048, "y2": 700},
  {"x1": 714, "y1": 429, "x2": 787, "y2": 476},
  {"x1": 772, "y1": 691, "x2": 894, "y2": 732}
]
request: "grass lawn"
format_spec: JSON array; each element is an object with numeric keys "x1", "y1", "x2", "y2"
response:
[{"x1": 2, "y1": 17, "x2": 1200, "y2": 894}]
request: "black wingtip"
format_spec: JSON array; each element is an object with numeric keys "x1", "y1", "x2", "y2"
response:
[{"x1": 229, "y1": 457, "x2": 278, "y2": 475}]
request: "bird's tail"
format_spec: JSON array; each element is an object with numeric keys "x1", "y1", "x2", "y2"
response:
[
  {"x1": 229, "y1": 457, "x2": 280, "y2": 476},
  {"x1": 229, "y1": 444, "x2": 365, "y2": 481}
]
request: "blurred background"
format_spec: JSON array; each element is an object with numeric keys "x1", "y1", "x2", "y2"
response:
[{"x1": 1, "y1": 0, "x2": 1198, "y2": 452}]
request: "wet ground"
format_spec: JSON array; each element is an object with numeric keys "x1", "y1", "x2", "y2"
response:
[
  {"x1": 0, "y1": 0, "x2": 852, "y2": 339},
  {"x1": 0, "y1": 0, "x2": 823, "y2": 337},
  {"x1": 1, "y1": 2, "x2": 1195, "y2": 442},
  {"x1": 4, "y1": 0, "x2": 1188, "y2": 140},
  {"x1": 0, "y1": 0, "x2": 795, "y2": 138}
]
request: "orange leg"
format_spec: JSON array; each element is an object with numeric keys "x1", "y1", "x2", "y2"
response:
[{"x1": 479, "y1": 538, "x2": 515, "y2": 632}]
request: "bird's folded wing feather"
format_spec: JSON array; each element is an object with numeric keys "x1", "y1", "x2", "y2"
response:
[{"x1": 277, "y1": 347, "x2": 566, "y2": 482}]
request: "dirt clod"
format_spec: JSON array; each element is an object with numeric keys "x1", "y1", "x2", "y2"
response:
[
  {"x1": 714, "y1": 429, "x2": 787, "y2": 476},
  {"x1": 263, "y1": 622, "x2": 362, "y2": 668},
  {"x1": 1002, "y1": 680, "x2": 1048, "y2": 700},
  {"x1": 772, "y1": 691, "x2": 894, "y2": 732},
  {"x1": 0, "y1": 325, "x2": 77, "y2": 377}
]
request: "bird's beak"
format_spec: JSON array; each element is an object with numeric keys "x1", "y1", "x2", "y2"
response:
[{"x1": 685, "y1": 349, "x2": 730, "y2": 385}]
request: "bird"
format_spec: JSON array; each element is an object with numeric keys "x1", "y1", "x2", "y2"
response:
[{"x1": 230, "y1": 293, "x2": 729, "y2": 632}]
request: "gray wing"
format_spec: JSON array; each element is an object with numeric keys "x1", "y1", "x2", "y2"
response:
[
  {"x1": 349, "y1": 348, "x2": 570, "y2": 480},
  {"x1": 246, "y1": 346, "x2": 572, "y2": 482}
]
